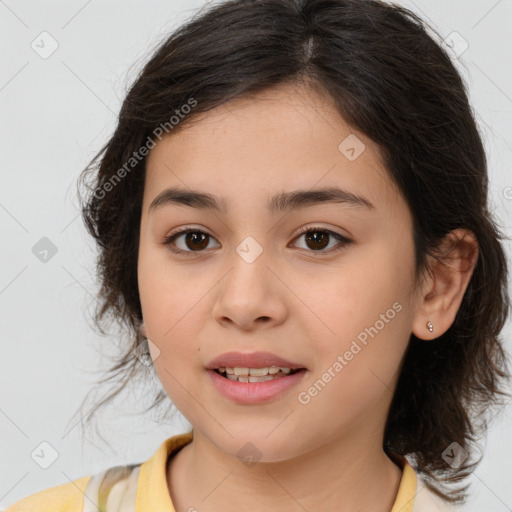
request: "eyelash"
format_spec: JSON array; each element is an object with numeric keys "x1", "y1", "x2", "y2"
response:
[{"x1": 162, "y1": 224, "x2": 352, "y2": 256}]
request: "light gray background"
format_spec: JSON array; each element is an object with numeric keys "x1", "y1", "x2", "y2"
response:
[{"x1": 1, "y1": 0, "x2": 511, "y2": 510}]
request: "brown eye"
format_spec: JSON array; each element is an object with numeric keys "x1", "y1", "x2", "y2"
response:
[
  {"x1": 163, "y1": 229, "x2": 220, "y2": 253},
  {"x1": 293, "y1": 226, "x2": 352, "y2": 253},
  {"x1": 304, "y1": 230, "x2": 330, "y2": 251}
]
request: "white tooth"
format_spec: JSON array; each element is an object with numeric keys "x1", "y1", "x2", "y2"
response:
[
  {"x1": 218, "y1": 367, "x2": 226, "y2": 373},
  {"x1": 226, "y1": 367, "x2": 235, "y2": 374},
  {"x1": 249, "y1": 368, "x2": 268, "y2": 376},
  {"x1": 249, "y1": 375, "x2": 275, "y2": 382},
  {"x1": 222, "y1": 369, "x2": 294, "y2": 383}
]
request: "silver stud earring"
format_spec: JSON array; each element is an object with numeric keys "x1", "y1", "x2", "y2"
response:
[{"x1": 426, "y1": 320, "x2": 433, "y2": 333}]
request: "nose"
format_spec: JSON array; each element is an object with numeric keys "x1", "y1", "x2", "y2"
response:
[{"x1": 211, "y1": 246, "x2": 288, "y2": 331}]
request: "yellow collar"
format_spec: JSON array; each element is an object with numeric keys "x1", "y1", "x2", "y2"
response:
[
  {"x1": 136, "y1": 431, "x2": 194, "y2": 512},
  {"x1": 389, "y1": 451, "x2": 418, "y2": 512}
]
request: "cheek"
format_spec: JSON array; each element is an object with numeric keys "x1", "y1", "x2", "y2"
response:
[
  {"x1": 138, "y1": 247, "x2": 195, "y2": 330},
  {"x1": 137, "y1": 255, "x2": 206, "y2": 376},
  {"x1": 295, "y1": 281, "x2": 411, "y2": 433},
  {"x1": 305, "y1": 244, "x2": 413, "y2": 376},
  {"x1": 138, "y1": 259, "x2": 206, "y2": 410}
]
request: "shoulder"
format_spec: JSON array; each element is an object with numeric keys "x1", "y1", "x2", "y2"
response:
[
  {"x1": 4, "y1": 434, "x2": 191, "y2": 512},
  {"x1": 4, "y1": 475, "x2": 92, "y2": 512},
  {"x1": 4, "y1": 463, "x2": 142, "y2": 512}
]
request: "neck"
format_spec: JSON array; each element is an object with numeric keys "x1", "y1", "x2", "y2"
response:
[{"x1": 167, "y1": 421, "x2": 403, "y2": 512}]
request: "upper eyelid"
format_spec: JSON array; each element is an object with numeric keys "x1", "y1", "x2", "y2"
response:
[{"x1": 166, "y1": 224, "x2": 347, "y2": 240}]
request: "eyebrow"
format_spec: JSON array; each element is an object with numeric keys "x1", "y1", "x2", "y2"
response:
[{"x1": 148, "y1": 186, "x2": 376, "y2": 215}]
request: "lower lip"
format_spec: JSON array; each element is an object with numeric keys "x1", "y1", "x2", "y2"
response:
[{"x1": 208, "y1": 369, "x2": 307, "y2": 404}]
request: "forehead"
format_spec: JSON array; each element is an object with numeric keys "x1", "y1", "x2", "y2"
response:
[{"x1": 143, "y1": 83, "x2": 403, "y2": 218}]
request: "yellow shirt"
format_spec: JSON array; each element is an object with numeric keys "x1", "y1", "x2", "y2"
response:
[{"x1": 4, "y1": 431, "x2": 452, "y2": 512}]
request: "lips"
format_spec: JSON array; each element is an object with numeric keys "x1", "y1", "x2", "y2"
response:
[
  {"x1": 208, "y1": 365, "x2": 308, "y2": 404},
  {"x1": 205, "y1": 351, "x2": 306, "y2": 370}
]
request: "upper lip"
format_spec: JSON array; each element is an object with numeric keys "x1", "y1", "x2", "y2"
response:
[{"x1": 206, "y1": 351, "x2": 306, "y2": 370}]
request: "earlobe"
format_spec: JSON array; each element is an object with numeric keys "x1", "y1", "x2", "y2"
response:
[{"x1": 412, "y1": 228, "x2": 479, "y2": 341}]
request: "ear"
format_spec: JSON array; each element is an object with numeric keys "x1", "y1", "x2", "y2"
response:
[{"x1": 412, "y1": 228, "x2": 479, "y2": 340}]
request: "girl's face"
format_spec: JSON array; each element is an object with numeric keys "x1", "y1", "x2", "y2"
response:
[{"x1": 138, "y1": 83, "x2": 424, "y2": 461}]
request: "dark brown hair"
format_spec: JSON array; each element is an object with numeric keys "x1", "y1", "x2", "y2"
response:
[{"x1": 75, "y1": 0, "x2": 511, "y2": 504}]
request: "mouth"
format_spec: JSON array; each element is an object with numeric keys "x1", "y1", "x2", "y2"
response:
[
  {"x1": 208, "y1": 366, "x2": 308, "y2": 404},
  {"x1": 212, "y1": 366, "x2": 305, "y2": 383}
]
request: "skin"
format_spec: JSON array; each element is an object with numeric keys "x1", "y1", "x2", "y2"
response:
[{"x1": 137, "y1": 82, "x2": 478, "y2": 512}]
